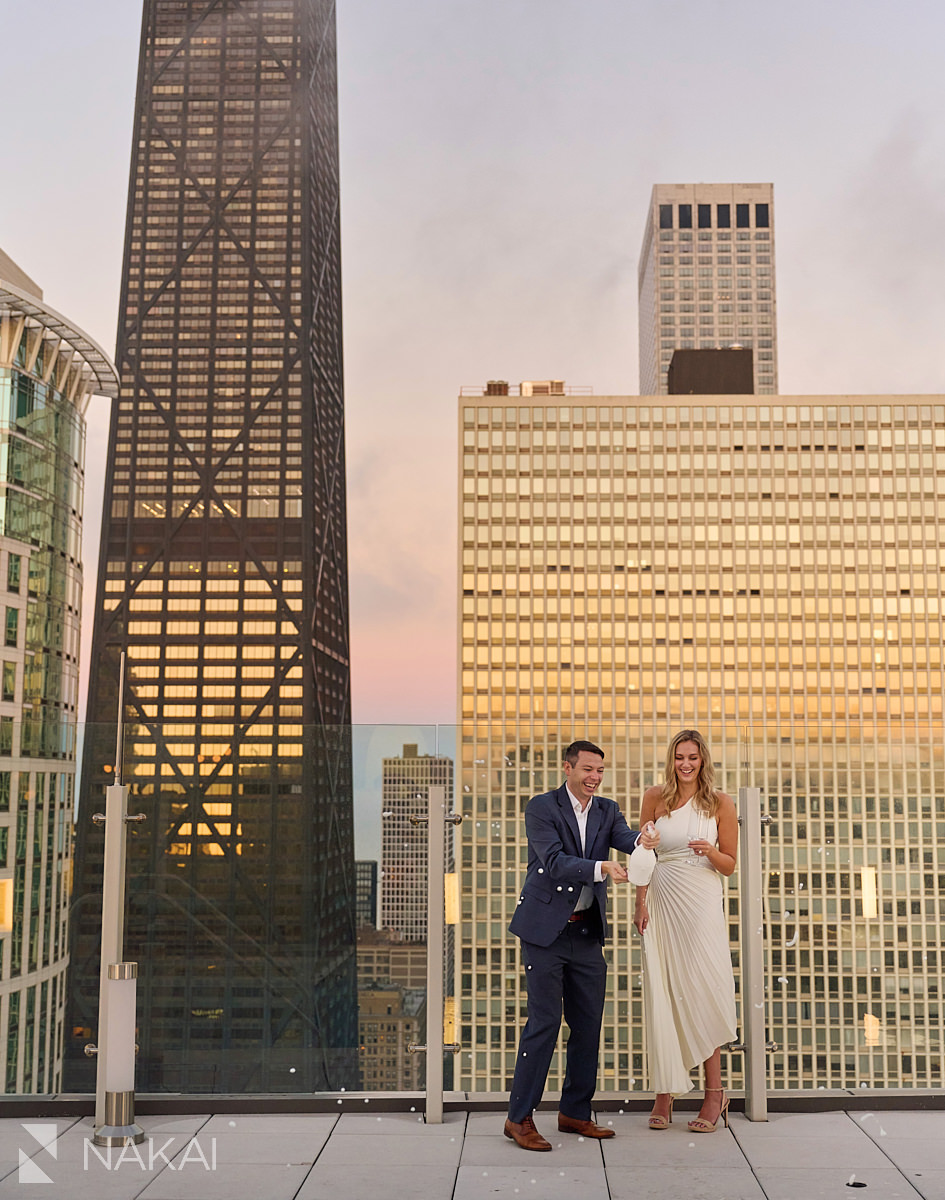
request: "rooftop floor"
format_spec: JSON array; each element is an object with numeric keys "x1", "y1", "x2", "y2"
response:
[{"x1": 0, "y1": 1100, "x2": 942, "y2": 1199}]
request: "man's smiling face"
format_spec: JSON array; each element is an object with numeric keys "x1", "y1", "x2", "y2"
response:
[{"x1": 564, "y1": 750, "x2": 604, "y2": 808}]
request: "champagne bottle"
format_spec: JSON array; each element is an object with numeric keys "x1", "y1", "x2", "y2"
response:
[{"x1": 627, "y1": 821, "x2": 657, "y2": 885}]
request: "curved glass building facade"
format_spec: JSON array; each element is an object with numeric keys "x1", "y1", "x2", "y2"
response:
[{"x1": 0, "y1": 262, "x2": 117, "y2": 1091}]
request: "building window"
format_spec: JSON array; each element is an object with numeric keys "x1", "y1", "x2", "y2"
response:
[
  {"x1": 678, "y1": 204, "x2": 692, "y2": 229},
  {"x1": 698, "y1": 203, "x2": 712, "y2": 229},
  {"x1": 0, "y1": 718, "x2": 13, "y2": 756},
  {"x1": 1, "y1": 664, "x2": 13, "y2": 703},
  {"x1": 659, "y1": 204, "x2": 673, "y2": 229},
  {"x1": 6, "y1": 556, "x2": 20, "y2": 593},
  {"x1": 0, "y1": 773, "x2": 9, "y2": 811},
  {"x1": 5, "y1": 993, "x2": 17, "y2": 1089},
  {"x1": 4, "y1": 609, "x2": 17, "y2": 649},
  {"x1": 756, "y1": 203, "x2": 770, "y2": 228},
  {"x1": 736, "y1": 203, "x2": 750, "y2": 228},
  {"x1": 717, "y1": 204, "x2": 731, "y2": 228}
]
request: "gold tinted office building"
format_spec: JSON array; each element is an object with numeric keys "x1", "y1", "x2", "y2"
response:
[{"x1": 458, "y1": 392, "x2": 945, "y2": 1094}]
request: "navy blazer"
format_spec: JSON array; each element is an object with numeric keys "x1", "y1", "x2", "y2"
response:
[{"x1": 508, "y1": 784, "x2": 641, "y2": 947}]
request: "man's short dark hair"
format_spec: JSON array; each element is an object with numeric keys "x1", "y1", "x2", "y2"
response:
[{"x1": 564, "y1": 740, "x2": 604, "y2": 765}]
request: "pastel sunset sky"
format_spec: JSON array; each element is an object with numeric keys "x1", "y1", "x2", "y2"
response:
[{"x1": 3, "y1": 0, "x2": 945, "y2": 733}]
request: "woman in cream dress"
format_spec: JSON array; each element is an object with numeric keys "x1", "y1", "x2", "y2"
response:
[{"x1": 633, "y1": 730, "x2": 738, "y2": 1132}]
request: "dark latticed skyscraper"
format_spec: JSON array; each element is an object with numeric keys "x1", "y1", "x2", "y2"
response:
[{"x1": 67, "y1": 0, "x2": 356, "y2": 1092}]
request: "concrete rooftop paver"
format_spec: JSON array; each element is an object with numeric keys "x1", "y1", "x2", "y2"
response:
[
  {"x1": 730, "y1": 1110, "x2": 930, "y2": 1200},
  {"x1": 609, "y1": 1165, "x2": 767, "y2": 1200},
  {"x1": 853, "y1": 1139, "x2": 945, "y2": 1176},
  {"x1": 460, "y1": 1130, "x2": 603, "y2": 1166},
  {"x1": 729, "y1": 1113, "x2": 897, "y2": 1171},
  {"x1": 0, "y1": 1117, "x2": 81, "y2": 1193},
  {"x1": 0, "y1": 1115, "x2": 218, "y2": 1199},
  {"x1": 316, "y1": 1134, "x2": 462, "y2": 1168},
  {"x1": 729, "y1": 1111, "x2": 867, "y2": 1139},
  {"x1": 331, "y1": 1110, "x2": 464, "y2": 1135},
  {"x1": 453, "y1": 1164, "x2": 610, "y2": 1200},
  {"x1": 0, "y1": 1104, "x2": 940, "y2": 1198},
  {"x1": 855, "y1": 1111, "x2": 945, "y2": 1140},
  {"x1": 300, "y1": 1112, "x2": 465, "y2": 1200},
  {"x1": 139, "y1": 1163, "x2": 312, "y2": 1200},
  {"x1": 602, "y1": 1113, "x2": 750, "y2": 1167},
  {"x1": 195, "y1": 1114, "x2": 337, "y2": 1165},
  {"x1": 464, "y1": 1111, "x2": 524, "y2": 1138},
  {"x1": 600, "y1": 1111, "x2": 767, "y2": 1200},
  {"x1": 0, "y1": 1117, "x2": 168, "y2": 1196},
  {"x1": 749, "y1": 1167, "x2": 922, "y2": 1200},
  {"x1": 298, "y1": 1164, "x2": 462, "y2": 1200},
  {"x1": 0, "y1": 1117, "x2": 73, "y2": 1158},
  {"x1": 857, "y1": 1115, "x2": 945, "y2": 1171},
  {"x1": 851, "y1": 1111, "x2": 945, "y2": 1199},
  {"x1": 910, "y1": 1173, "x2": 945, "y2": 1200},
  {"x1": 199, "y1": 1113, "x2": 338, "y2": 1137}
]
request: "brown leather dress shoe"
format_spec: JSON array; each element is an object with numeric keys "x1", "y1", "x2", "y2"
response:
[
  {"x1": 557, "y1": 1113, "x2": 615, "y2": 1139},
  {"x1": 504, "y1": 1116, "x2": 552, "y2": 1151}
]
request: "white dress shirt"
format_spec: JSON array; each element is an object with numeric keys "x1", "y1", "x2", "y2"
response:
[{"x1": 566, "y1": 785, "x2": 605, "y2": 911}]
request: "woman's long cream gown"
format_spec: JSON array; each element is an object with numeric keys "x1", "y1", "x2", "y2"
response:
[{"x1": 641, "y1": 799, "x2": 737, "y2": 1094}]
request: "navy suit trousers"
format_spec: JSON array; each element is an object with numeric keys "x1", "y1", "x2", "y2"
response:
[{"x1": 507, "y1": 921, "x2": 608, "y2": 1123}]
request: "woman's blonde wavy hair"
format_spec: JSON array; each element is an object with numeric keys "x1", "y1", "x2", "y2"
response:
[{"x1": 661, "y1": 729, "x2": 721, "y2": 817}]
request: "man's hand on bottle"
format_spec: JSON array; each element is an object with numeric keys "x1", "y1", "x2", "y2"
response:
[{"x1": 601, "y1": 860, "x2": 629, "y2": 883}]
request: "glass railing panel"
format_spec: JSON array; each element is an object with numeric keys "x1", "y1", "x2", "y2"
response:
[
  {"x1": 0, "y1": 717, "x2": 77, "y2": 1095},
  {"x1": 748, "y1": 718, "x2": 944, "y2": 1092},
  {"x1": 2, "y1": 715, "x2": 939, "y2": 1100},
  {"x1": 451, "y1": 718, "x2": 945, "y2": 1097},
  {"x1": 353, "y1": 724, "x2": 443, "y2": 1095},
  {"x1": 53, "y1": 723, "x2": 438, "y2": 1096},
  {"x1": 450, "y1": 721, "x2": 748, "y2": 1099}
]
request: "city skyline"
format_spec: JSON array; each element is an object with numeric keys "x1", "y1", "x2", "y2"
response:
[
  {"x1": 0, "y1": 0, "x2": 942, "y2": 1115},
  {"x1": 5, "y1": 2, "x2": 945, "y2": 725}
]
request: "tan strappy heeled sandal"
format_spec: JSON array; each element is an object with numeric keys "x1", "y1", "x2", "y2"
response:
[
  {"x1": 687, "y1": 1087, "x2": 729, "y2": 1133},
  {"x1": 647, "y1": 1095, "x2": 674, "y2": 1130}
]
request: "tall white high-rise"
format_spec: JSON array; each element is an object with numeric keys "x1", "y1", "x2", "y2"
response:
[
  {"x1": 381, "y1": 744, "x2": 453, "y2": 942},
  {"x1": 638, "y1": 183, "x2": 777, "y2": 396}
]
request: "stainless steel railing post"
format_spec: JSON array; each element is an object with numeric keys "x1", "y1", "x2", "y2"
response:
[
  {"x1": 406, "y1": 786, "x2": 462, "y2": 1123},
  {"x1": 424, "y1": 785, "x2": 446, "y2": 1122},
  {"x1": 738, "y1": 786, "x2": 768, "y2": 1121},
  {"x1": 88, "y1": 653, "x2": 146, "y2": 1145}
]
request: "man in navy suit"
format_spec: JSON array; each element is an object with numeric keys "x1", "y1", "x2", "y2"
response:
[{"x1": 504, "y1": 740, "x2": 659, "y2": 1151}]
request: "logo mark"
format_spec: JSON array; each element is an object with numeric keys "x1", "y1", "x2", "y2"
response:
[{"x1": 18, "y1": 1124, "x2": 58, "y2": 1184}]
